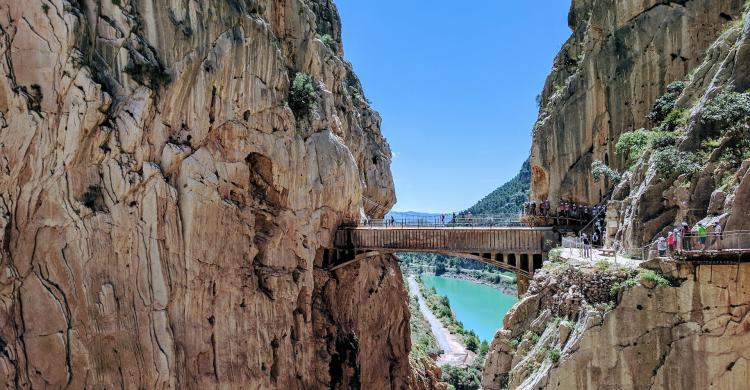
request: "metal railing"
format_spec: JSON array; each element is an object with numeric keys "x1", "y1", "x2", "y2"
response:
[
  {"x1": 679, "y1": 230, "x2": 750, "y2": 254},
  {"x1": 561, "y1": 230, "x2": 750, "y2": 261},
  {"x1": 353, "y1": 213, "x2": 524, "y2": 228}
]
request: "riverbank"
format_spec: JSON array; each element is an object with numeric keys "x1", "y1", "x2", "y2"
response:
[{"x1": 407, "y1": 276, "x2": 475, "y2": 367}]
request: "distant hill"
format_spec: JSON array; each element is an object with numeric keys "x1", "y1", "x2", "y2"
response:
[
  {"x1": 466, "y1": 159, "x2": 530, "y2": 215},
  {"x1": 386, "y1": 211, "x2": 446, "y2": 221}
]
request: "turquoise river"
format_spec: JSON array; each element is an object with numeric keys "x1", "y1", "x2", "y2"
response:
[{"x1": 421, "y1": 274, "x2": 518, "y2": 342}]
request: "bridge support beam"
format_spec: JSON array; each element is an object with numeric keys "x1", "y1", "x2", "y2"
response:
[{"x1": 516, "y1": 272, "x2": 530, "y2": 297}]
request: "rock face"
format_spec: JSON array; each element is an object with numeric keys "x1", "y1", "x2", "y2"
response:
[
  {"x1": 612, "y1": 8, "x2": 750, "y2": 250},
  {"x1": 487, "y1": 3, "x2": 750, "y2": 387},
  {"x1": 482, "y1": 260, "x2": 750, "y2": 390},
  {"x1": 0, "y1": 0, "x2": 413, "y2": 388},
  {"x1": 530, "y1": 0, "x2": 745, "y2": 208}
]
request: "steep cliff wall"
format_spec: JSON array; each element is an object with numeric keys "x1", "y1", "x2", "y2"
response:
[
  {"x1": 484, "y1": 2, "x2": 750, "y2": 388},
  {"x1": 530, "y1": 0, "x2": 745, "y2": 208},
  {"x1": 612, "y1": 7, "x2": 750, "y2": 249},
  {"x1": 0, "y1": 0, "x2": 411, "y2": 388},
  {"x1": 482, "y1": 259, "x2": 750, "y2": 390}
]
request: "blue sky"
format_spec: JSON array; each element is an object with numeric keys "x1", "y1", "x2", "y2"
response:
[{"x1": 336, "y1": 1, "x2": 572, "y2": 213}]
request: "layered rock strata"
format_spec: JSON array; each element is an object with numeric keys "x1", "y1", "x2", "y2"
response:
[
  {"x1": 0, "y1": 0, "x2": 412, "y2": 388},
  {"x1": 530, "y1": 0, "x2": 745, "y2": 208},
  {"x1": 482, "y1": 260, "x2": 750, "y2": 390}
]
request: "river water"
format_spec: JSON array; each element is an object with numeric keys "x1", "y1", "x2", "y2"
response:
[{"x1": 421, "y1": 274, "x2": 517, "y2": 342}]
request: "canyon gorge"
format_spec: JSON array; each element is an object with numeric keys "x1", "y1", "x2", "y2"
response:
[{"x1": 2, "y1": 0, "x2": 750, "y2": 389}]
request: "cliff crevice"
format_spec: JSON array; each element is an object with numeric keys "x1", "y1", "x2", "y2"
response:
[{"x1": 0, "y1": 1, "x2": 411, "y2": 388}]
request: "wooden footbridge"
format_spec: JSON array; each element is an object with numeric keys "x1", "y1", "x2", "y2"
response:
[{"x1": 325, "y1": 224, "x2": 558, "y2": 285}]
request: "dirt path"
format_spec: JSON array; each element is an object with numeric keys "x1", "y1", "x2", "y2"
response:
[{"x1": 407, "y1": 276, "x2": 474, "y2": 367}]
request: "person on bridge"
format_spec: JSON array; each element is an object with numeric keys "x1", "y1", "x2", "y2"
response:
[
  {"x1": 697, "y1": 223, "x2": 708, "y2": 251},
  {"x1": 713, "y1": 222, "x2": 723, "y2": 250},
  {"x1": 667, "y1": 230, "x2": 676, "y2": 255},
  {"x1": 682, "y1": 222, "x2": 691, "y2": 251},
  {"x1": 675, "y1": 229, "x2": 683, "y2": 255}
]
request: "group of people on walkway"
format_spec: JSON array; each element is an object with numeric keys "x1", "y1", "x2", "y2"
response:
[
  {"x1": 523, "y1": 199, "x2": 608, "y2": 224},
  {"x1": 656, "y1": 221, "x2": 723, "y2": 256}
]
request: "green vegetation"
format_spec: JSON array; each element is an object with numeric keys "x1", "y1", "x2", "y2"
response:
[
  {"x1": 440, "y1": 339, "x2": 490, "y2": 390},
  {"x1": 547, "y1": 347, "x2": 562, "y2": 364},
  {"x1": 465, "y1": 159, "x2": 530, "y2": 215},
  {"x1": 651, "y1": 131, "x2": 678, "y2": 149},
  {"x1": 417, "y1": 277, "x2": 483, "y2": 351},
  {"x1": 591, "y1": 160, "x2": 621, "y2": 183},
  {"x1": 441, "y1": 362, "x2": 482, "y2": 390},
  {"x1": 701, "y1": 89, "x2": 750, "y2": 129},
  {"x1": 652, "y1": 146, "x2": 700, "y2": 177},
  {"x1": 409, "y1": 294, "x2": 443, "y2": 359},
  {"x1": 647, "y1": 80, "x2": 686, "y2": 123},
  {"x1": 125, "y1": 62, "x2": 171, "y2": 88},
  {"x1": 615, "y1": 127, "x2": 681, "y2": 166},
  {"x1": 288, "y1": 72, "x2": 318, "y2": 118},
  {"x1": 609, "y1": 276, "x2": 639, "y2": 300},
  {"x1": 658, "y1": 108, "x2": 688, "y2": 132},
  {"x1": 318, "y1": 34, "x2": 337, "y2": 51},
  {"x1": 609, "y1": 268, "x2": 680, "y2": 299},
  {"x1": 699, "y1": 90, "x2": 750, "y2": 168},
  {"x1": 524, "y1": 330, "x2": 540, "y2": 345},
  {"x1": 615, "y1": 128, "x2": 654, "y2": 162},
  {"x1": 400, "y1": 252, "x2": 516, "y2": 287},
  {"x1": 548, "y1": 248, "x2": 563, "y2": 262},
  {"x1": 639, "y1": 269, "x2": 671, "y2": 286}
]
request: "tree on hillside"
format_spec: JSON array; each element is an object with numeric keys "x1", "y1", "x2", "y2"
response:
[
  {"x1": 435, "y1": 262, "x2": 447, "y2": 275},
  {"x1": 466, "y1": 159, "x2": 530, "y2": 215}
]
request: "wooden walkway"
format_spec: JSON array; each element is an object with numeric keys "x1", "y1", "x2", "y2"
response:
[
  {"x1": 326, "y1": 227, "x2": 557, "y2": 277},
  {"x1": 677, "y1": 249, "x2": 750, "y2": 263}
]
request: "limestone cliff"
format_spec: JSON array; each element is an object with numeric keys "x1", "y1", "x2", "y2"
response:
[
  {"x1": 482, "y1": 259, "x2": 750, "y2": 390},
  {"x1": 0, "y1": 0, "x2": 413, "y2": 388},
  {"x1": 530, "y1": 0, "x2": 745, "y2": 208},
  {"x1": 485, "y1": 2, "x2": 750, "y2": 388}
]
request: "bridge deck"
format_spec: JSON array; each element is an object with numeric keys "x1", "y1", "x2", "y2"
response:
[{"x1": 329, "y1": 226, "x2": 556, "y2": 276}]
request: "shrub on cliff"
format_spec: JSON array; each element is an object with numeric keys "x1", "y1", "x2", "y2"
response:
[
  {"x1": 464, "y1": 331, "x2": 480, "y2": 352},
  {"x1": 547, "y1": 347, "x2": 562, "y2": 363},
  {"x1": 288, "y1": 72, "x2": 318, "y2": 117},
  {"x1": 700, "y1": 89, "x2": 750, "y2": 130},
  {"x1": 652, "y1": 146, "x2": 700, "y2": 177},
  {"x1": 441, "y1": 364, "x2": 481, "y2": 390},
  {"x1": 591, "y1": 160, "x2": 621, "y2": 183},
  {"x1": 647, "y1": 80, "x2": 686, "y2": 123},
  {"x1": 657, "y1": 108, "x2": 688, "y2": 132},
  {"x1": 616, "y1": 128, "x2": 653, "y2": 162},
  {"x1": 700, "y1": 90, "x2": 750, "y2": 167},
  {"x1": 639, "y1": 269, "x2": 670, "y2": 287},
  {"x1": 651, "y1": 131, "x2": 677, "y2": 149},
  {"x1": 318, "y1": 34, "x2": 337, "y2": 51}
]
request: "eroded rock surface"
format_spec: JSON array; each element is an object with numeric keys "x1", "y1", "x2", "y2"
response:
[
  {"x1": 530, "y1": 0, "x2": 745, "y2": 207},
  {"x1": 0, "y1": 0, "x2": 414, "y2": 388},
  {"x1": 483, "y1": 261, "x2": 750, "y2": 390}
]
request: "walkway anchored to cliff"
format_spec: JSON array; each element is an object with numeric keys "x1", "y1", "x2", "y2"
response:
[{"x1": 326, "y1": 223, "x2": 557, "y2": 284}]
